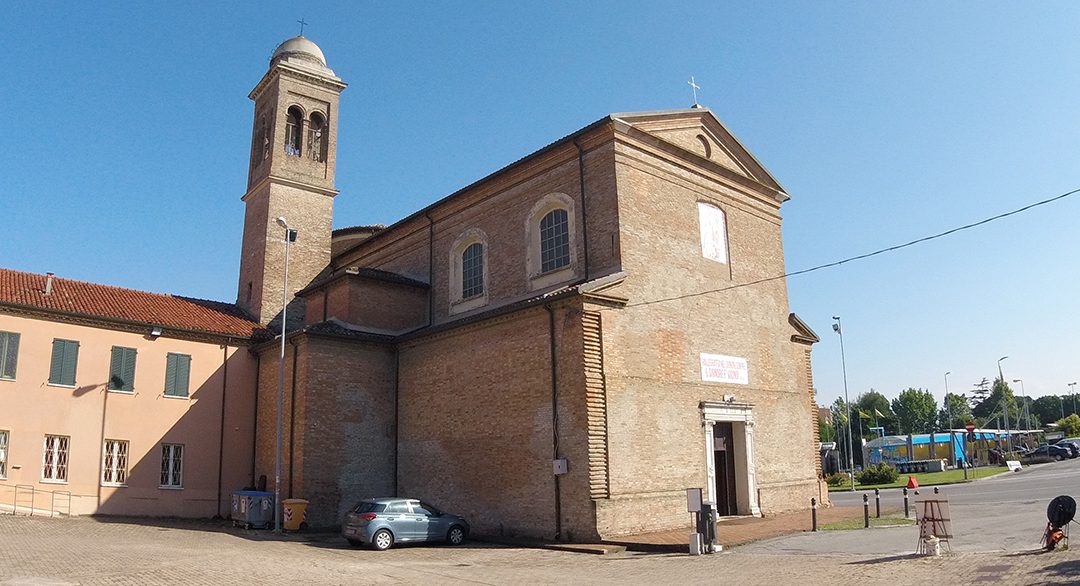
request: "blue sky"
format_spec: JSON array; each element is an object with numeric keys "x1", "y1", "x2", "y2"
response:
[{"x1": 3, "y1": 3, "x2": 1078, "y2": 406}]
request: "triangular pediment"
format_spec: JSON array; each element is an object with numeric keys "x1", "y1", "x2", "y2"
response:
[
  {"x1": 613, "y1": 108, "x2": 787, "y2": 197},
  {"x1": 789, "y1": 313, "x2": 819, "y2": 345}
]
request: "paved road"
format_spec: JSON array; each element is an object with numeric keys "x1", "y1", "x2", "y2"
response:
[{"x1": 744, "y1": 459, "x2": 1080, "y2": 556}]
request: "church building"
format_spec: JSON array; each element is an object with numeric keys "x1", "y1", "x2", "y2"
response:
[{"x1": 0, "y1": 35, "x2": 826, "y2": 540}]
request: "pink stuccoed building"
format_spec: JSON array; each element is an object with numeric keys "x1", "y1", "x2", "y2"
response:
[{"x1": 0, "y1": 270, "x2": 261, "y2": 517}]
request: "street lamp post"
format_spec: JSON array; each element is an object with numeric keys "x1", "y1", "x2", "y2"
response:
[
  {"x1": 1012, "y1": 379, "x2": 1028, "y2": 431},
  {"x1": 944, "y1": 371, "x2": 952, "y2": 430},
  {"x1": 945, "y1": 371, "x2": 954, "y2": 466},
  {"x1": 997, "y1": 356, "x2": 1011, "y2": 453},
  {"x1": 832, "y1": 316, "x2": 855, "y2": 491},
  {"x1": 1070, "y1": 382, "x2": 1078, "y2": 417},
  {"x1": 274, "y1": 217, "x2": 297, "y2": 534}
]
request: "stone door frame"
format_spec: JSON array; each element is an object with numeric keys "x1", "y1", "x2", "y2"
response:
[{"x1": 702, "y1": 400, "x2": 761, "y2": 516}]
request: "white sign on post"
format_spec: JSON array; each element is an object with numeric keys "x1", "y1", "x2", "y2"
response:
[{"x1": 700, "y1": 354, "x2": 749, "y2": 385}]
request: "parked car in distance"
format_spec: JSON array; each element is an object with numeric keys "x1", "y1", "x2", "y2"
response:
[
  {"x1": 1055, "y1": 438, "x2": 1080, "y2": 458},
  {"x1": 342, "y1": 498, "x2": 469, "y2": 551},
  {"x1": 1031, "y1": 444, "x2": 1071, "y2": 461}
]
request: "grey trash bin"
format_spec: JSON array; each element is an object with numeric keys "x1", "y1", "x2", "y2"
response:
[{"x1": 232, "y1": 490, "x2": 274, "y2": 529}]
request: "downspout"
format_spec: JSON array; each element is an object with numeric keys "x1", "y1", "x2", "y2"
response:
[
  {"x1": 251, "y1": 351, "x2": 260, "y2": 487},
  {"x1": 573, "y1": 138, "x2": 590, "y2": 281},
  {"x1": 545, "y1": 303, "x2": 562, "y2": 540},
  {"x1": 216, "y1": 340, "x2": 231, "y2": 518},
  {"x1": 425, "y1": 212, "x2": 435, "y2": 327},
  {"x1": 322, "y1": 288, "x2": 328, "y2": 322},
  {"x1": 393, "y1": 348, "x2": 400, "y2": 496},
  {"x1": 288, "y1": 338, "x2": 298, "y2": 498}
]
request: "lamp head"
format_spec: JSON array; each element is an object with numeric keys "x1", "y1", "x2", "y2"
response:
[
  {"x1": 275, "y1": 216, "x2": 288, "y2": 229},
  {"x1": 832, "y1": 315, "x2": 840, "y2": 321},
  {"x1": 998, "y1": 356, "x2": 1008, "y2": 362}
]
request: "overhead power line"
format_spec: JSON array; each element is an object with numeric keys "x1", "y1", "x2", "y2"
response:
[{"x1": 623, "y1": 186, "x2": 1080, "y2": 309}]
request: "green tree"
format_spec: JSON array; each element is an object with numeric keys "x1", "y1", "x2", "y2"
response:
[
  {"x1": 970, "y1": 378, "x2": 991, "y2": 409},
  {"x1": 891, "y1": 388, "x2": 938, "y2": 434},
  {"x1": 856, "y1": 389, "x2": 894, "y2": 437},
  {"x1": 1056, "y1": 414, "x2": 1080, "y2": 437},
  {"x1": 938, "y1": 392, "x2": 973, "y2": 430},
  {"x1": 818, "y1": 419, "x2": 836, "y2": 442},
  {"x1": 972, "y1": 378, "x2": 1018, "y2": 428},
  {"x1": 1032, "y1": 395, "x2": 1065, "y2": 427}
]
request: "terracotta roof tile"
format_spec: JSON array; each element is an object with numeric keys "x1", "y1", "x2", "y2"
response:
[{"x1": 0, "y1": 268, "x2": 263, "y2": 339}]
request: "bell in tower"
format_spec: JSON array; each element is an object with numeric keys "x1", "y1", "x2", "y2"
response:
[{"x1": 237, "y1": 36, "x2": 347, "y2": 327}]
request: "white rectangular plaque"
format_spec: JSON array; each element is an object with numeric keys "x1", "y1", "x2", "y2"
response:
[{"x1": 700, "y1": 353, "x2": 749, "y2": 385}]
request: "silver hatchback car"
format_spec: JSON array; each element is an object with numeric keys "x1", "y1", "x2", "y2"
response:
[{"x1": 342, "y1": 498, "x2": 469, "y2": 551}]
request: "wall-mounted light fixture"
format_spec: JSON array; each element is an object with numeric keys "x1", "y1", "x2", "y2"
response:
[{"x1": 149, "y1": 326, "x2": 163, "y2": 338}]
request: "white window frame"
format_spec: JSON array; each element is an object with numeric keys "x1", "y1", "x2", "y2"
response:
[
  {"x1": 698, "y1": 201, "x2": 729, "y2": 264},
  {"x1": 526, "y1": 192, "x2": 577, "y2": 290},
  {"x1": 449, "y1": 228, "x2": 489, "y2": 314},
  {"x1": 160, "y1": 443, "x2": 184, "y2": 489},
  {"x1": 101, "y1": 439, "x2": 129, "y2": 486},
  {"x1": 42, "y1": 434, "x2": 69, "y2": 483},
  {"x1": 0, "y1": 430, "x2": 8, "y2": 479}
]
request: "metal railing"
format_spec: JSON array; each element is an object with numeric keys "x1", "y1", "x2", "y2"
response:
[{"x1": 2, "y1": 483, "x2": 72, "y2": 517}]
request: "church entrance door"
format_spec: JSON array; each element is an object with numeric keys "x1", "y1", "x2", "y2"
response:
[{"x1": 712, "y1": 422, "x2": 738, "y2": 516}]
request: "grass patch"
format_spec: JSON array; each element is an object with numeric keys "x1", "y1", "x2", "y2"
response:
[
  {"x1": 828, "y1": 466, "x2": 1011, "y2": 492},
  {"x1": 821, "y1": 515, "x2": 916, "y2": 531}
]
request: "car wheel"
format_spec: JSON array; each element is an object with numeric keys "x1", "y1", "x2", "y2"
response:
[
  {"x1": 1056, "y1": 454, "x2": 1064, "y2": 461},
  {"x1": 371, "y1": 529, "x2": 394, "y2": 551},
  {"x1": 447, "y1": 525, "x2": 466, "y2": 546},
  {"x1": 346, "y1": 538, "x2": 363, "y2": 548}
]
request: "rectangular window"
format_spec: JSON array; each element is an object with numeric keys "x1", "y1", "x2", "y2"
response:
[
  {"x1": 102, "y1": 439, "x2": 129, "y2": 485},
  {"x1": 48, "y1": 339, "x2": 79, "y2": 386},
  {"x1": 160, "y1": 444, "x2": 183, "y2": 488},
  {"x1": 698, "y1": 202, "x2": 729, "y2": 264},
  {"x1": 164, "y1": 353, "x2": 191, "y2": 397},
  {"x1": 108, "y1": 346, "x2": 137, "y2": 392},
  {"x1": 42, "y1": 435, "x2": 69, "y2": 482},
  {"x1": 461, "y1": 243, "x2": 484, "y2": 299},
  {"x1": 0, "y1": 331, "x2": 19, "y2": 380},
  {"x1": 0, "y1": 430, "x2": 8, "y2": 479}
]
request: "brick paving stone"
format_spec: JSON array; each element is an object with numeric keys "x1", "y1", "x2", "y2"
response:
[{"x1": 2, "y1": 515, "x2": 1079, "y2": 585}]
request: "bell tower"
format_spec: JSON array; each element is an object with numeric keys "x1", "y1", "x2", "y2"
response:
[{"x1": 237, "y1": 36, "x2": 347, "y2": 326}]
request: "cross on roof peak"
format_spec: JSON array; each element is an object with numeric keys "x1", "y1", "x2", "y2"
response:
[{"x1": 297, "y1": 17, "x2": 309, "y2": 36}]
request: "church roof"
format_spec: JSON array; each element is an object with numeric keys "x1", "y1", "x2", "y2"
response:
[{"x1": 0, "y1": 268, "x2": 263, "y2": 339}]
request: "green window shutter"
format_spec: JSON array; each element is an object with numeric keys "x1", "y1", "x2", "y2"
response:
[
  {"x1": 109, "y1": 347, "x2": 124, "y2": 390},
  {"x1": 122, "y1": 348, "x2": 136, "y2": 392},
  {"x1": 164, "y1": 354, "x2": 177, "y2": 396},
  {"x1": 61, "y1": 340, "x2": 79, "y2": 386},
  {"x1": 175, "y1": 355, "x2": 191, "y2": 397},
  {"x1": 0, "y1": 332, "x2": 18, "y2": 379},
  {"x1": 109, "y1": 347, "x2": 136, "y2": 392},
  {"x1": 49, "y1": 339, "x2": 66, "y2": 385}
]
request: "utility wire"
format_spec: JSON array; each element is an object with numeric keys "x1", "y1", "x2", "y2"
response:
[{"x1": 623, "y1": 186, "x2": 1080, "y2": 309}]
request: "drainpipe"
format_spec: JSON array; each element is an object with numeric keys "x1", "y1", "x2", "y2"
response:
[
  {"x1": 250, "y1": 351, "x2": 260, "y2": 487},
  {"x1": 545, "y1": 303, "x2": 562, "y2": 540},
  {"x1": 216, "y1": 340, "x2": 231, "y2": 517},
  {"x1": 572, "y1": 138, "x2": 590, "y2": 281},
  {"x1": 425, "y1": 212, "x2": 435, "y2": 327},
  {"x1": 393, "y1": 348, "x2": 400, "y2": 496},
  {"x1": 288, "y1": 339, "x2": 298, "y2": 498}
]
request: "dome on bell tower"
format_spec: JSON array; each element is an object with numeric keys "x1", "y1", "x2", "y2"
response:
[{"x1": 269, "y1": 36, "x2": 336, "y2": 76}]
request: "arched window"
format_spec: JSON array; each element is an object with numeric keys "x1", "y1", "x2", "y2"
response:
[
  {"x1": 308, "y1": 112, "x2": 327, "y2": 162},
  {"x1": 251, "y1": 115, "x2": 267, "y2": 172},
  {"x1": 284, "y1": 107, "x2": 303, "y2": 157},
  {"x1": 539, "y1": 209, "x2": 570, "y2": 273},
  {"x1": 461, "y1": 243, "x2": 484, "y2": 298},
  {"x1": 698, "y1": 202, "x2": 728, "y2": 264}
]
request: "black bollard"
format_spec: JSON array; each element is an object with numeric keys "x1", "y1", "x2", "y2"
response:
[
  {"x1": 934, "y1": 487, "x2": 939, "y2": 495},
  {"x1": 811, "y1": 497, "x2": 818, "y2": 532},
  {"x1": 875, "y1": 488, "x2": 881, "y2": 518},
  {"x1": 903, "y1": 487, "x2": 909, "y2": 518},
  {"x1": 863, "y1": 494, "x2": 870, "y2": 528}
]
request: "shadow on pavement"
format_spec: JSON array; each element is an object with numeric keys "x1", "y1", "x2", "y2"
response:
[
  {"x1": 1024, "y1": 559, "x2": 1080, "y2": 585},
  {"x1": 846, "y1": 553, "x2": 921, "y2": 565}
]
